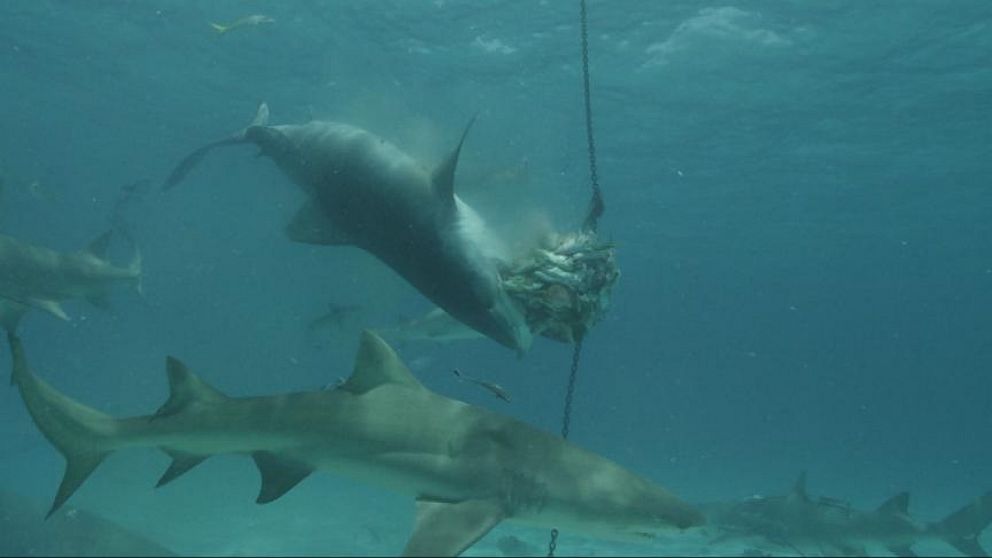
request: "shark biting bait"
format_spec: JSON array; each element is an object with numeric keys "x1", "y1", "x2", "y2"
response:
[{"x1": 502, "y1": 229, "x2": 619, "y2": 343}]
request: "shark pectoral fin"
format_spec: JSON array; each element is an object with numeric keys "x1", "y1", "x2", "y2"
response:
[
  {"x1": 887, "y1": 544, "x2": 918, "y2": 557},
  {"x1": 285, "y1": 200, "x2": 352, "y2": 246},
  {"x1": 340, "y1": 330, "x2": 425, "y2": 395},
  {"x1": 27, "y1": 298, "x2": 69, "y2": 321},
  {"x1": 152, "y1": 357, "x2": 227, "y2": 420},
  {"x1": 252, "y1": 451, "x2": 313, "y2": 504},
  {"x1": 431, "y1": 115, "x2": 477, "y2": 208},
  {"x1": 402, "y1": 498, "x2": 505, "y2": 557},
  {"x1": 156, "y1": 450, "x2": 209, "y2": 488}
]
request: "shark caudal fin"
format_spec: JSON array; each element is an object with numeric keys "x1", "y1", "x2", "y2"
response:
[
  {"x1": 209, "y1": 22, "x2": 229, "y2": 34},
  {"x1": 7, "y1": 332, "x2": 119, "y2": 518},
  {"x1": 933, "y1": 491, "x2": 992, "y2": 557},
  {"x1": 161, "y1": 103, "x2": 269, "y2": 190}
]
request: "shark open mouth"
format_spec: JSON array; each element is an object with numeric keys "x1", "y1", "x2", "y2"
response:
[{"x1": 502, "y1": 230, "x2": 620, "y2": 343}]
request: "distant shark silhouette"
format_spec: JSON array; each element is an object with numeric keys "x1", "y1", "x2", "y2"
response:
[
  {"x1": 163, "y1": 104, "x2": 531, "y2": 353},
  {"x1": 702, "y1": 472, "x2": 992, "y2": 557},
  {"x1": 0, "y1": 230, "x2": 141, "y2": 326},
  {"x1": 9, "y1": 330, "x2": 702, "y2": 556}
]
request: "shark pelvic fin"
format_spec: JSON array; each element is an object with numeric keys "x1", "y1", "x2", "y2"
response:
[
  {"x1": 403, "y1": 498, "x2": 505, "y2": 557},
  {"x1": 156, "y1": 449, "x2": 209, "y2": 488},
  {"x1": 340, "y1": 330, "x2": 424, "y2": 395},
  {"x1": 152, "y1": 357, "x2": 227, "y2": 420},
  {"x1": 877, "y1": 491, "x2": 911, "y2": 515},
  {"x1": 285, "y1": 200, "x2": 352, "y2": 246},
  {"x1": 431, "y1": 115, "x2": 477, "y2": 208},
  {"x1": 252, "y1": 451, "x2": 313, "y2": 504}
]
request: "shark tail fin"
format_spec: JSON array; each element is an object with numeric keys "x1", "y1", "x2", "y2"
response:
[
  {"x1": 162, "y1": 103, "x2": 268, "y2": 190},
  {"x1": 934, "y1": 491, "x2": 992, "y2": 557},
  {"x1": 209, "y1": 22, "x2": 228, "y2": 34},
  {"x1": 7, "y1": 332, "x2": 120, "y2": 518}
]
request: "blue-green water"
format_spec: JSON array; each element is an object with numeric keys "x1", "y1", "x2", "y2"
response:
[{"x1": 0, "y1": 1, "x2": 989, "y2": 556}]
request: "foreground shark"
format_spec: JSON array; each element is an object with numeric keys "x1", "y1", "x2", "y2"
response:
[
  {"x1": 0, "y1": 231, "x2": 141, "y2": 325},
  {"x1": 164, "y1": 104, "x2": 532, "y2": 352},
  {"x1": 9, "y1": 330, "x2": 703, "y2": 556},
  {"x1": 702, "y1": 472, "x2": 992, "y2": 557}
]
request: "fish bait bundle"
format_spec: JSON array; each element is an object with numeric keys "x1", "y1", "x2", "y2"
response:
[{"x1": 502, "y1": 230, "x2": 619, "y2": 343}]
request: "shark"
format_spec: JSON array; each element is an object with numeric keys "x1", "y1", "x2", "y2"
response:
[
  {"x1": 0, "y1": 230, "x2": 141, "y2": 326},
  {"x1": 8, "y1": 329, "x2": 703, "y2": 556},
  {"x1": 701, "y1": 472, "x2": 992, "y2": 557},
  {"x1": 163, "y1": 104, "x2": 532, "y2": 353},
  {"x1": 377, "y1": 307, "x2": 486, "y2": 345}
]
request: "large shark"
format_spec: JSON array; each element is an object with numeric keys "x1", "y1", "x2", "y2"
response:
[
  {"x1": 8, "y1": 330, "x2": 703, "y2": 556},
  {"x1": 0, "y1": 231, "x2": 141, "y2": 325},
  {"x1": 163, "y1": 105, "x2": 532, "y2": 352},
  {"x1": 702, "y1": 472, "x2": 992, "y2": 557}
]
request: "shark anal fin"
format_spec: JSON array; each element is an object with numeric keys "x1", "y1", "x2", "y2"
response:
[
  {"x1": 152, "y1": 357, "x2": 226, "y2": 420},
  {"x1": 156, "y1": 450, "x2": 208, "y2": 488},
  {"x1": 285, "y1": 200, "x2": 352, "y2": 246},
  {"x1": 878, "y1": 491, "x2": 911, "y2": 515},
  {"x1": 252, "y1": 451, "x2": 313, "y2": 504},
  {"x1": 403, "y1": 498, "x2": 505, "y2": 557},
  {"x1": 431, "y1": 115, "x2": 476, "y2": 208},
  {"x1": 49, "y1": 451, "x2": 108, "y2": 519}
]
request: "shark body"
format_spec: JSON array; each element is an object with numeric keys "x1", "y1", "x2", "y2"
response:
[
  {"x1": 0, "y1": 231, "x2": 141, "y2": 325},
  {"x1": 702, "y1": 473, "x2": 992, "y2": 557},
  {"x1": 164, "y1": 105, "x2": 531, "y2": 352},
  {"x1": 9, "y1": 330, "x2": 702, "y2": 556}
]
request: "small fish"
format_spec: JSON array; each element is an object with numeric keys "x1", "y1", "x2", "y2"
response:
[
  {"x1": 209, "y1": 14, "x2": 275, "y2": 35},
  {"x1": 452, "y1": 368, "x2": 511, "y2": 403}
]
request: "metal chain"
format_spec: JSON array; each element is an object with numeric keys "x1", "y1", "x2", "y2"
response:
[
  {"x1": 579, "y1": 0, "x2": 604, "y2": 234},
  {"x1": 549, "y1": 0, "x2": 600, "y2": 554}
]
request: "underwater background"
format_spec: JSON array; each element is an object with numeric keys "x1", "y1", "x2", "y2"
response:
[{"x1": 0, "y1": 0, "x2": 990, "y2": 556}]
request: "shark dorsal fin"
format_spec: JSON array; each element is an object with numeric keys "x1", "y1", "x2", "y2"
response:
[
  {"x1": 877, "y1": 491, "x2": 911, "y2": 515},
  {"x1": 152, "y1": 357, "x2": 227, "y2": 420},
  {"x1": 431, "y1": 115, "x2": 476, "y2": 207},
  {"x1": 85, "y1": 230, "x2": 113, "y2": 259},
  {"x1": 341, "y1": 330, "x2": 423, "y2": 395},
  {"x1": 790, "y1": 471, "x2": 809, "y2": 502}
]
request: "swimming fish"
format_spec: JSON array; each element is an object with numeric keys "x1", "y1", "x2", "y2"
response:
[{"x1": 453, "y1": 367, "x2": 511, "y2": 403}]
